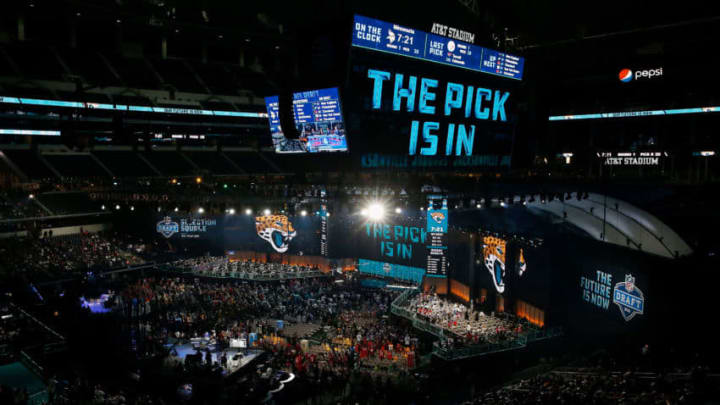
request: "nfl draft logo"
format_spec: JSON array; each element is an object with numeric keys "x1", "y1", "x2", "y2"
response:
[
  {"x1": 613, "y1": 274, "x2": 645, "y2": 321},
  {"x1": 156, "y1": 216, "x2": 179, "y2": 238}
]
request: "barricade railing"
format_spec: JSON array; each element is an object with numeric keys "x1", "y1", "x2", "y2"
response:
[
  {"x1": 390, "y1": 289, "x2": 563, "y2": 360},
  {"x1": 187, "y1": 269, "x2": 331, "y2": 281}
]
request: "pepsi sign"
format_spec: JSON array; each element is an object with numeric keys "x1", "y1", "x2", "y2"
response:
[{"x1": 619, "y1": 67, "x2": 663, "y2": 82}]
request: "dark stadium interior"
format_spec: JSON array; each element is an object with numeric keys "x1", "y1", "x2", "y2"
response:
[{"x1": 1, "y1": 1, "x2": 720, "y2": 404}]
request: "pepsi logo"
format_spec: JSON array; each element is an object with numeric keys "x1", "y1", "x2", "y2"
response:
[{"x1": 619, "y1": 69, "x2": 633, "y2": 83}]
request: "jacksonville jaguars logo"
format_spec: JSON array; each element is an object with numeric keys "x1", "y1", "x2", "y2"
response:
[
  {"x1": 613, "y1": 274, "x2": 645, "y2": 321},
  {"x1": 156, "y1": 216, "x2": 179, "y2": 238},
  {"x1": 483, "y1": 236, "x2": 506, "y2": 293},
  {"x1": 255, "y1": 215, "x2": 297, "y2": 253},
  {"x1": 430, "y1": 212, "x2": 445, "y2": 224}
]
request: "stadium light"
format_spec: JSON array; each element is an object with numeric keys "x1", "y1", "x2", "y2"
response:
[
  {"x1": 174, "y1": 207, "x2": 179, "y2": 212},
  {"x1": 366, "y1": 202, "x2": 385, "y2": 221},
  {"x1": 395, "y1": 207, "x2": 402, "y2": 214},
  {"x1": 130, "y1": 206, "x2": 135, "y2": 211},
  {"x1": 301, "y1": 210, "x2": 307, "y2": 216},
  {"x1": 476, "y1": 204, "x2": 481, "y2": 209},
  {"x1": 245, "y1": 208, "x2": 252, "y2": 215},
  {"x1": 101, "y1": 205, "x2": 106, "y2": 210},
  {"x1": 228, "y1": 208, "x2": 235, "y2": 215},
  {"x1": 198, "y1": 207, "x2": 204, "y2": 214},
  {"x1": 28, "y1": 194, "x2": 34, "y2": 199},
  {"x1": 115, "y1": 204, "x2": 120, "y2": 210},
  {"x1": 263, "y1": 209, "x2": 271, "y2": 215},
  {"x1": 500, "y1": 201, "x2": 506, "y2": 207}
]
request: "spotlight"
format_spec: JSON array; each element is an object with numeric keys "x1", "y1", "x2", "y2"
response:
[
  {"x1": 130, "y1": 206, "x2": 135, "y2": 211},
  {"x1": 326, "y1": 212, "x2": 331, "y2": 217},
  {"x1": 263, "y1": 209, "x2": 271, "y2": 215},
  {"x1": 101, "y1": 205, "x2": 106, "y2": 210},
  {"x1": 28, "y1": 194, "x2": 34, "y2": 199},
  {"x1": 395, "y1": 207, "x2": 402, "y2": 214},
  {"x1": 115, "y1": 204, "x2": 120, "y2": 210},
  {"x1": 476, "y1": 204, "x2": 481, "y2": 209},
  {"x1": 195, "y1": 177, "x2": 202, "y2": 184},
  {"x1": 420, "y1": 207, "x2": 424, "y2": 211},
  {"x1": 174, "y1": 207, "x2": 179, "y2": 212},
  {"x1": 500, "y1": 201, "x2": 506, "y2": 207},
  {"x1": 228, "y1": 208, "x2": 235, "y2": 215},
  {"x1": 245, "y1": 208, "x2": 252, "y2": 215},
  {"x1": 366, "y1": 202, "x2": 385, "y2": 221},
  {"x1": 301, "y1": 210, "x2": 307, "y2": 216},
  {"x1": 198, "y1": 207, "x2": 204, "y2": 214}
]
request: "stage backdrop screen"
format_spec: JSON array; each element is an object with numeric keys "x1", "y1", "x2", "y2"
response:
[
  {"x1": 223, "y1": 214, "x2": 322, "y2": 256},
  {"x1": 264, "y1": 87, "x2": 349, "y2": 154},
  {"x1": 328, "y1": 215, "x2": 429, "y2": 268}
]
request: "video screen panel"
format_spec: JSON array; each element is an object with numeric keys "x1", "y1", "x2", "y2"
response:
[{"x1": 264, "y1": 87, "x2": 349, "y2": 154}]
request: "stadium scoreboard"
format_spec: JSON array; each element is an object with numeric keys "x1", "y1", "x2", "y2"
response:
[
  {"x1": 265, "y1": 87, "x2": 348, "y2": 153},
  {"x1": 352, "y1": 15, "x2": 524, "y2": 80}
]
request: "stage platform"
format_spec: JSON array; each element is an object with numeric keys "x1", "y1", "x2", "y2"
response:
[{"x1": 164, "y1": 340, "x2": 262, "y2": 376}]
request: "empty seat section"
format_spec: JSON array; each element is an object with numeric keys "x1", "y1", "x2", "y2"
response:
[
  {"x1": 43, "y1": 154, "x2": 109, "y2": 178},
  {"x1": 2, "y1": 150, "x2": 56, "y2": 180},
  {"x1": 224, "y1": 151, "x2": 277, "y2": 173},
  {"x1": 141, "y1": 151, "x2": 195, "y2": 176},
  {"x1": 61, "y1": 47, "x2": 120, "y2": 87},
  {"x1": 93, "y1": 151, "x2": 156, "y2": 177},
  {"x1": 191, "y1": 61, "x2": 237, "y2": 94},
  {"x1": 151, "y1": 58, "x2": 205, "y2": 93},
  {"x1": 185, "y1": 152, "x2": 240, "y2": 175},
  {"x1": 104, "y1": 53, "x2": 159, "y2": 89},
  {"x1": 4, "y1": 43, "x2": 65, "y2": 80},
  {"x1": 37, "y1": 191, "x2": 97, "y2": 215}
]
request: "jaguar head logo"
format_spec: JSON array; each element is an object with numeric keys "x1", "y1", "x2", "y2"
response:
[
  {"x1": 255, "y1": 215, "x2": 296, "y2": 253},
  {"x1": 430, "y1": 212, "x2": 445, "y2": 224},
  {"x1": 483, "y1": 236, "x2": 506, "y2": 293}
]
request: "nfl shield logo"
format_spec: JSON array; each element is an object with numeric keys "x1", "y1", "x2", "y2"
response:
[
  {"x1": 613, "y1": 274, "x2": 645, "y2": 321},
  {"x1": 156, "y1": 216, "x2": 179, "y2": 238}
]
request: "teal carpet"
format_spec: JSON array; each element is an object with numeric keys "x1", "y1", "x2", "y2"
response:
[{"x1": 0, "y1": 362, "x2": 48, "y2": 404}]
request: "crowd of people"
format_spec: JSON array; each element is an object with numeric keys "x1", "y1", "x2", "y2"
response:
[
  {"x1": 0, "y1": 231, "x2": 146, "y2": 280},
  {"x1": 103, "y1": 276, "x2": 423, "y2": 382},
  {"x1": 173, "y1": 256, "x2": 323, "y2": 279},
  {"x1": 463, "y1": 367, "x2": 704, "y2": 404},
  {"x1": 0, "y1": 192, "x2": 47, "y2": 220},
  {"x1": 405, "y1": 292, "x2": 529, "y2": 347}
]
